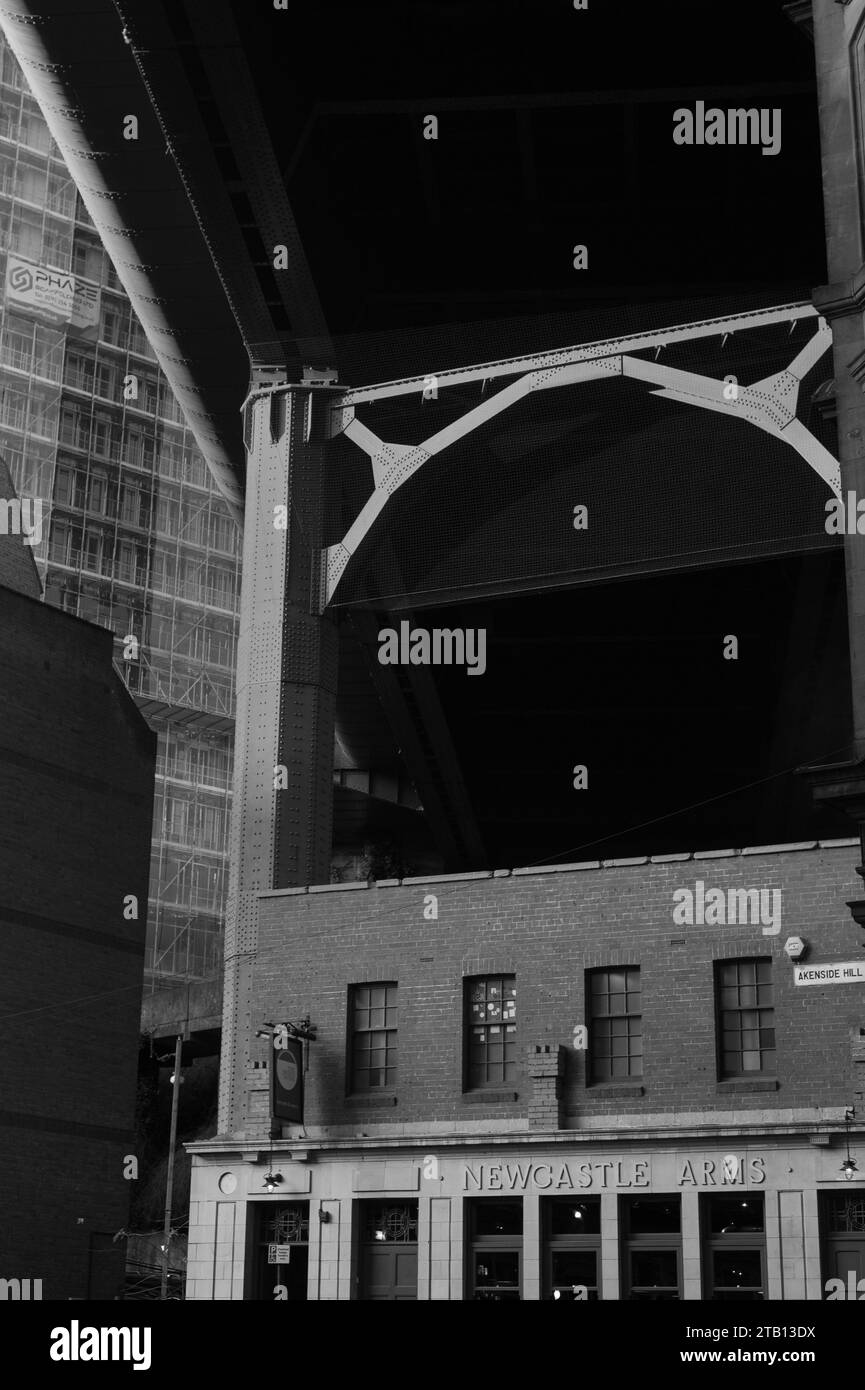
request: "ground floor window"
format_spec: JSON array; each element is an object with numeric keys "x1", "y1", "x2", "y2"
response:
[
  {"x1": 543, "y1": 1196, "x2": 601, "y2": 1300},
  {"x1": 701, "y1": 1194, "x2": 765, "y2": 1300},
  {"x1": 251, "y1": 1202, "x2": 310, "y2": 1301},
  {"x1": 621, "y1": 1195, "x2": 681, "y2": 1299},
  {"x1": 468, "y1": 1198, "x2": 522, "y2": 1300}
]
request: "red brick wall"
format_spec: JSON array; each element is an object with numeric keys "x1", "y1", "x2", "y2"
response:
[
  {"x1": 251, "y1": 844, "x2": 865, "y2": 1132},
  {"x1": 0, "y1": 588, "x2": 155, "y2": 1298}
]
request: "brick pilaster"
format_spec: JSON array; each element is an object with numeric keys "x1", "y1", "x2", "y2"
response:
[{"x1": 527, "y1": 1043, "x2": 566, "y2": 1130}]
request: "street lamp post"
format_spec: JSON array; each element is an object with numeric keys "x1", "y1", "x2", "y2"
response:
[{"x1": 160, "y1": 1033, "x2": 183, "y2": 1300}]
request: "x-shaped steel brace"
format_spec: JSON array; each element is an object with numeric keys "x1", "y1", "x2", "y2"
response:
[{"x1": 322, "y1": 314, "x2": 837, "y2": 608}]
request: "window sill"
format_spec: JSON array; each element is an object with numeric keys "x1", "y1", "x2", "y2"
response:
[
  {"x1": 461, "y1": 1090, "x2": 519, "y2": 1104},
  {"x1": 584, "y1": 1084, "x2": 645, "y2": 1099},
  {"x1": 716, "y1": 1078, "x2": 778, "y2": 1094},
  {"x1": 345, "y1": 1093, "x2": 397, "y2": 1108}
]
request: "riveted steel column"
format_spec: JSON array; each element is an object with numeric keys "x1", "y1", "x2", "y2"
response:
[
  {"x1": 219, "y1": 383, "x2": 337, "y2": 1134},
  {"x1": 812, "y1": 1, "x2": 865, "y2": 753}
]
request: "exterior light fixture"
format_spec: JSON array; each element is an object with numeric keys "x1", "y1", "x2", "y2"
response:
[
  {"x1": 840, "y1": 1107, "x2": 858, "y2": 1180},
  {"x1": 263, "y1": 1171, "x2": 283, "y2": 1192},
  {"x1": 318, "y1": 1209, "x2": 331, "y2": 1223}
]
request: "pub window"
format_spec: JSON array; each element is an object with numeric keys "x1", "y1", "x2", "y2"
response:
[
  {"x1": 715, "y1": 959, "x2": 775, "y2": 1078},
  {"x1": 543, "y1": 1197, "x2": 601, "y2": 1301},
  {"x1": 621, "y1": 1196, "x2": 681, "y2": 1300},
  {"x1": 701, "y1": 1195, "x2": 765, "y2": 1300},
  {"x1": 348, "y1": 983, "x2": 397, "y2": 1092},
  {"x1": 588, "y1": 967, "x2": 642, "y2": 1082},
  {"x1": 468, "y1": 1199, "x2": 522, "y2": 1301},
  {"x1": 465, "y1": 975, "x2": 517, "y2": 1088}
]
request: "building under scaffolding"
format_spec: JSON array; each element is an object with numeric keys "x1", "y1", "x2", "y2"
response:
[{"x1": 0, "y1": 29, "x2": 239, "y2": 990}]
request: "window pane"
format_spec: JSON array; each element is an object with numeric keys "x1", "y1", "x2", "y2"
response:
[
  {"x1": 473, "y1": 1200, "x2": 523, "y2": 1237},
  {"x1": 351, "y1": 982, "x2": 397, "y2": 1090},
  {"x1": 712, "y1": 1250, "x2": 763, "y2": 1290},
  {"x1": 626, "y1": 1198, "x2": 680, "y2": 1234},
  {"x1": 548, "y1": 1198, "x2": 601, "y2": 1236},
  {"x1": 466, "y1": 975, "x2": 517, "y2": 1086},
  {"x1": 707, "y1": 1197, "x2": 764, "y2": 1235},
  {"x1": 630, "y1": 1251, "x2": 678, "y2": 1288},
  {"x1": 473, "y1": 1252, "x2": 519, "y2": 1295},
  {"x1": 552, "y1": 1250, "x2": 597, "y2": 1287}
]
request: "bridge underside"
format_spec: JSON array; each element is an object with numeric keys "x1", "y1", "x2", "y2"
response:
[{"x1": 1, "y1": 3, "x2": 854, "y2": 998}]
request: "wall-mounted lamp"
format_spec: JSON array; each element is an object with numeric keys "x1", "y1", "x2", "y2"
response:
[
  {"x1": 840, "y1": 1107, "x2": 858, "y2": 1181},
  {"x1": 318, "y1": 1208, "x2": 331, "y2": 1224}
]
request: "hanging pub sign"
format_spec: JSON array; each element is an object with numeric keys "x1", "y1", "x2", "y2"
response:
[{"x1": 271, "y1": 1033, "x2": 304, "y2": 1124}]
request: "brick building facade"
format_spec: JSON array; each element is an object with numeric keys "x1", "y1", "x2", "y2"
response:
[{"x1": 187, "y1": 840, "x2": 865, "y2": 1299}]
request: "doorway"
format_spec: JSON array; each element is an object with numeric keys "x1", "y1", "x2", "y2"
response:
[
  {"x1": 358, "y1": 1201, "x2": 418, "y2": 1300},
  {"x1": 252, "y1": 1202, "x2": 309, "y2": 1301}
]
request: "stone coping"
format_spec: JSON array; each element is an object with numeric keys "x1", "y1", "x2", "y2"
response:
[{"x1": 258, "y1": 838, "x2": 858, "y2": 899}]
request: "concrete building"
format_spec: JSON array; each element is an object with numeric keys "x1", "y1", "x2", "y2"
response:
[
  {"x1": 186, "y1": 841, "x2": 865, "y2": 1300},
  {"x1": 0, "y1": 27, "x2": 239, "y2": 993},
  {"x1": 0, "y1": 463, "x2": 156, "y2": 1299}
]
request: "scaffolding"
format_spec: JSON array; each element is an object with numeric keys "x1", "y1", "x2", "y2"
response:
[{"x1": 0, "y1": 27, "x2": 240, "y2": 986}]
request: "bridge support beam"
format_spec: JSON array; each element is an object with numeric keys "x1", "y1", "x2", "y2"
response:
[{"x1": 219, "y1": 383, "x2": 338, "y2": 1135}]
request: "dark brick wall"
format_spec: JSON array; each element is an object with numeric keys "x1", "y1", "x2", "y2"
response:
[
  {"x1": 0, "y1": 454, "x2": 41, "y2": 600},
  {"x1": 250, "y1": 845, "x2": 865, "y2": 1134},
  {"x1": 0, "y1": 588, "x2": 156, "y2": 1299}
]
